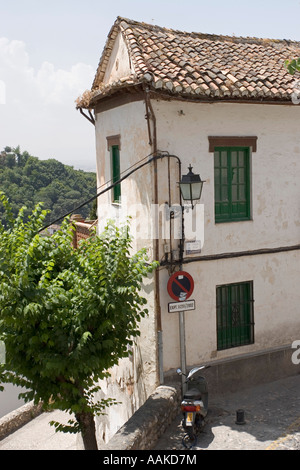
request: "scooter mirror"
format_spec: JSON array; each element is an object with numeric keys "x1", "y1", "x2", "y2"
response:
[{"x1": 176, "y1": 368, "x2": 182, "y2": 375}]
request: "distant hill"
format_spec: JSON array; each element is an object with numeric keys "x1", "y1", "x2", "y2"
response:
[{"x1": 0, "y1": 146, "x2": 97, "y2": 225}]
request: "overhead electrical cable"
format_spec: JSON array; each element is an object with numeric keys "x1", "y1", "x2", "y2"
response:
[{"x1": 38, "y1": 151, "x2": 181, "y2": 233}]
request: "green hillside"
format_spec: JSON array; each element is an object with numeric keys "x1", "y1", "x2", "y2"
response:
[{"x1": 0, "y1": 146, "x2": 97, "y2": 226}]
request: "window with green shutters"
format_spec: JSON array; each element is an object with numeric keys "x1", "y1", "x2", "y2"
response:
[
  {"x1": 214, "y1": 147, "x2": 251, "y2": 222},
  {"x1": 111, "y1": 145, "x2": 121, "y2": 203},
  {"x1": 216, "y1": 281, "x2": 254, "y2": 350}
]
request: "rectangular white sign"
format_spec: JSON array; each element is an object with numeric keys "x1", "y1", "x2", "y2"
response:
[
  {"x1": 185, "y1": 240, "x2": 202, "y2": 254},
  {"x1": 168, "y1": 299, "x2": 195, "y2": 313}
]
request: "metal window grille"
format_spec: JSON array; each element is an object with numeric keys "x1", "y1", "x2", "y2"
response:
[{"x1": 216, "y1": 281, "x2": 254, "y2": 350}]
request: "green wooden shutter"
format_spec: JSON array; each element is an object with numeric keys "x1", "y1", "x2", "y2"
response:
[
  {"x1": 214, "y1": 147, "x2": 250, "y2": 222},
  {"x1": 111, "y1": 145, "x2": 121, "y2": 203}
]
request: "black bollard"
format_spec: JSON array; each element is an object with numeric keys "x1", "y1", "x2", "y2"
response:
[{"x1": 236, "y1": 409, "x2": 246, "y2": 425}]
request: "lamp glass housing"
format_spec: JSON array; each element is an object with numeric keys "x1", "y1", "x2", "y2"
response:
[{"x1": 179, "y1": 165, "x2": 204, "y2": 205}]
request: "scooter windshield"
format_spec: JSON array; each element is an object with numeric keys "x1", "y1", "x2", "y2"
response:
[{"x1": 187, "y1": 366, "x2": 205, "y2": 378}]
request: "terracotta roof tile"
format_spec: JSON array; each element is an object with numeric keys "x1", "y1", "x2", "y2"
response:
[{"x1": 80, "y1": 17, "x2": 300, "y2": 107}]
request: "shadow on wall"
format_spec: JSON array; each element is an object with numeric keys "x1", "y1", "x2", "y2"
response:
[{"x1": 95, "y1": 341, "x2": 150, "y2": 446}]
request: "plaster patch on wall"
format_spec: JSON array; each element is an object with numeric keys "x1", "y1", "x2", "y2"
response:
[
  {"x1": 257, "y1": 194, "x2": 267, "y2": 215},
  {"x1": 261, "y1": 262, "x2": 275, "y2": 285}
]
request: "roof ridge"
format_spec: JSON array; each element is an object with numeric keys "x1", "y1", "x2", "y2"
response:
[{"x1": 116, "y1": 16, "x2": 300, "y2": 48}]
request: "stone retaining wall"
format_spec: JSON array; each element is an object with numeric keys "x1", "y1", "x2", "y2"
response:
[
  {"x1": 0, "y1": 401, "x2": 43, "y2": 440},
  {"x1": 100, "y1": 384, "x2": 181, "y2": 451}
]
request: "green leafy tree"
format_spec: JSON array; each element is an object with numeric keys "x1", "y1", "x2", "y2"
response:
[
  {"x1": 0, "y1": 193, "x2": 158, "y2": 449},
  {"x1": 285, "y1": 58, "x2": 300, "y2": 75},
  {"x1": 0, "y1": 146, "x2": 97, "y2": 224}
]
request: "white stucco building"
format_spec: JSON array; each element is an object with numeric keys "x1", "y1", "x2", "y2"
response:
[{"x1": 77, "y1": 17, "x2": 300, "y2": 442}]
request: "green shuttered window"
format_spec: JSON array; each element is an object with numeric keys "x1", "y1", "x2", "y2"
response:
[
  {"x1": 216, "y1": 281, "x2": 254, "y2": 350},
  {"x1": 214, "y1": 147, "x2": 250, "y2": 222},
  {"x1": 111, "y1": 145, "x2": 121, "y2": 203}
]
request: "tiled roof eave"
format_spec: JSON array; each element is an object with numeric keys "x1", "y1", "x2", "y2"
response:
[
  {"x1": 88, "y1": 78, "x2": 145, "y2": 107},
  {"x1": 87, "y1": 77, "x2": 295, "y2": 108},
  {"x1": 92, "y1": 21, "x2": 120, "y2": 90}
]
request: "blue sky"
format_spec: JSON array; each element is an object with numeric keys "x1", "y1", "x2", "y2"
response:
[{"x1": 0, "y1": 0, "x2": 300, "y2": 170}]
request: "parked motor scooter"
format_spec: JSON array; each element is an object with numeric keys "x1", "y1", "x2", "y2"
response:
[{"x1": 177, "y1": 365, "x2": 209, "y2": 448}]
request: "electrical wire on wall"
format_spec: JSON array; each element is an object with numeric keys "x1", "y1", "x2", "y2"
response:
[{"x1": 38, "y1": 151, "x2": 181, "y2": 233}]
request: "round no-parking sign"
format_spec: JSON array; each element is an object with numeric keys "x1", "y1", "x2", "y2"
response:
[{"x1": 167, "y1": 271, "x2": 194, "y2": 302}]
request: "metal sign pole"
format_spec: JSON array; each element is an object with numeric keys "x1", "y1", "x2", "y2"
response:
[
  {"x1": 179, "y1": 310, "x2": 187, "y2": 395},
  {"x1": 167, "y1": 268, "x2": 194, "y2": 397}
]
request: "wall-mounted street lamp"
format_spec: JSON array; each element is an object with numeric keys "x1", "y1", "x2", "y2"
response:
[{"x1": 179, "y1": 164, "x2": 205, "y2": 209}]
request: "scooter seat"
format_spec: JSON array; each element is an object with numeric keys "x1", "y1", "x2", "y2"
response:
[{"x1": 184, "y1": 388, "x2": 202, "y2": 399}]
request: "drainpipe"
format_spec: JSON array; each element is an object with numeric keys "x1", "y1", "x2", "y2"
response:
[{"x1": 144, "y1": 87, "x2": 164, "y2": 385}]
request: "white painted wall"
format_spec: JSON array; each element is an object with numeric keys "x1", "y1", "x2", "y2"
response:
[
  {"x1": 95, "y1": 99, "x2": 155, "y2": 253},
  {"x1": 151, "y1": 99, "x2": 300, "y2": 371},
  {"x1": 103, "y1": 33, "x2": 133, "y2": 85},
  {"x1": 94, "y1": 99, "x2": 158, "y2": 443},
  {"x1": 94, "y1": 95, "x2": 300, "y2": 440},
  {"x1": 153, "y1": 100, "x2": 300, "y2": 253},
  {"x1": 159, "y1": 250, "x2": 300, "y2": 369}
]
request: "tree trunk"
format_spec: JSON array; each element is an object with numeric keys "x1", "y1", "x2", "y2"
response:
[{"x1": 75, "y1": 411, "x2": 98, "y2": 450}]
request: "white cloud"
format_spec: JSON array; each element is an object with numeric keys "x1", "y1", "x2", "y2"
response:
[
  {"x1": 0, "y1": 37, "x2": 94, "y2": 106},
  {"x1": 0, "y1": 37, "x2": 96, "y2": 169},
  {"x1": 35, "y1": 61, "x2": 94, "y2": 105},
  {"x1": 0, "y1": 38, "x2": 30, "y2": 70},
  {"x1": 0, "y1": 80, "x2": 5, "y2": 104}
]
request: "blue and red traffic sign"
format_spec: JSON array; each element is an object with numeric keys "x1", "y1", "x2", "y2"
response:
[{"x1": 167, "y1": 271, "x2": 194, "y2": 302}]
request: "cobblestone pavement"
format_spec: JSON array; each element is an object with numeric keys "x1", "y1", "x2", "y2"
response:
[{"x1": 155, "y1": 374, "x2": 300, "y2": 450}]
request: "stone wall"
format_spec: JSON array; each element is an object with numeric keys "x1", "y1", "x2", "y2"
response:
[
  {"x1": 0, "y1": 401, "x2": 43, "y2": 440},
  {"x1": 100, "y1": 384, "x2": 181, "y2": 451}
]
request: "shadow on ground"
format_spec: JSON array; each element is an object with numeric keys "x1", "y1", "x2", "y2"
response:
[{"x1": 154, "y1": 375, "x2": 300, "y2": 450}]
